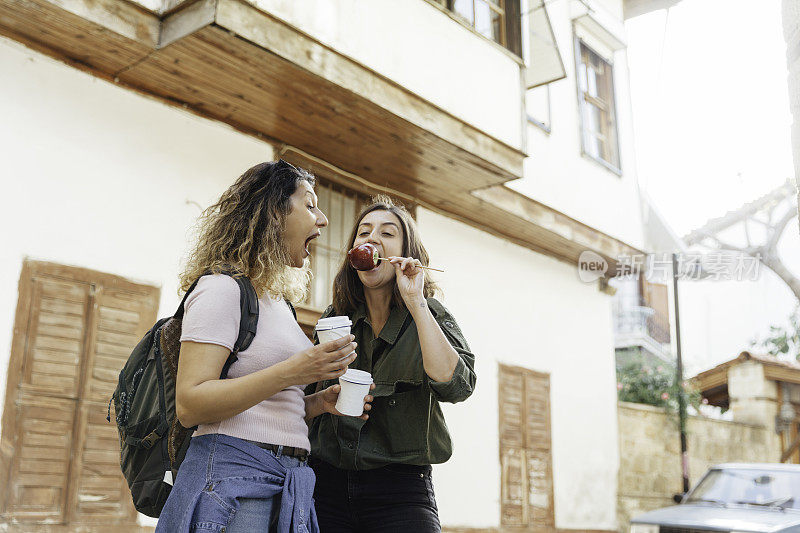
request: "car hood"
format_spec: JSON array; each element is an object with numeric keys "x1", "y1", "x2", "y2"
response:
[{"x1": 633, "y1": 504, "x2": 800, "y2": 533}]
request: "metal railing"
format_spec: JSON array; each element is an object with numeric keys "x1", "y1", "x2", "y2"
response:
[{"x1": 614, "y1": 306, "x2": 671, "y2": 345}]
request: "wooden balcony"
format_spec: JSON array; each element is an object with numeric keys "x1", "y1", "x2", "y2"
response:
[{"x1": 0, "y1": 0, "x2": 643, "y2": 273}]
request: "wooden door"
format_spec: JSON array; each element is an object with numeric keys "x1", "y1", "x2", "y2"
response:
[
  {"x1": 0, "y1": 261, "x2": 159, "y2": 529},
  {"x1": 499, "y1": 363, "x2": 555, "y2": 531}
]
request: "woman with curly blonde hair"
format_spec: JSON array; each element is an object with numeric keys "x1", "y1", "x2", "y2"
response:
[{"x1": 156, "y1": 160, "x2": 373, "y2": 533}]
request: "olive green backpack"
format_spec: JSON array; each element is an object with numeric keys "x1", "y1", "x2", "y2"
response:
[{"x1": 108, "y1": 272, "x2": 260, "y2": 517}]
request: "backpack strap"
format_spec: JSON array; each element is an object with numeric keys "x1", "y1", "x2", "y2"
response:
[
  {"x1": 173, "y1": 270, "x2": 259, "y2": 380},
  {"x1": 285, "y1": 299, "x2": 297, "y2": 320},
  {"x1": 220, "y1": 276, "x2": 259, "y2": 379},
  {"x1": 173, "y1": 277, "x2": 202, "y2": 320}
]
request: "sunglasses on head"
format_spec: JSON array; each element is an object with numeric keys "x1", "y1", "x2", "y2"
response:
[{"x1": 275, "y1": 159, "x2": 300, "y2": 173}]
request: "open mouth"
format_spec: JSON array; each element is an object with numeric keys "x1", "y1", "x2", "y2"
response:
[{"x1": 304, "y1": 233, "x2": 320, "y2": 255}]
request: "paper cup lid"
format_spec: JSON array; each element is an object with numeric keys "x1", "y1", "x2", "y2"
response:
[
  {"x1": 340, "y1": 368, "x2": 373, "y2": 385},
  {"x1": 316, "y1": 316, "x2": 352, "y2": 330}
]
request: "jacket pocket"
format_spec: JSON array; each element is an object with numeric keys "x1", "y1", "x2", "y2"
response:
[{"x1": 372, "y1": 384, "x2": 429, "y2": 456}]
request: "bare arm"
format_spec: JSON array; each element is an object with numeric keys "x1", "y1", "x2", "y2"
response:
[
  {"x1": 176, "y1": 335, "x2": 357, "y2": 428},
  {"x1": 410, "y1": 300, "x2": 459, "y2": 382},
  {"x1": 391, "y1": 257, "x2": 459, "y2": 382}
]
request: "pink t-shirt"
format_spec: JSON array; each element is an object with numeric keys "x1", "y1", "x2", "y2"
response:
[{"x1": 180, "y1": 274, "x2": 312, "y2": 450}]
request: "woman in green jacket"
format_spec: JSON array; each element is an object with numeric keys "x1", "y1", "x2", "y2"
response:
[{"x1": 306, "y1": 196, "x2": 476, "y2": 532}]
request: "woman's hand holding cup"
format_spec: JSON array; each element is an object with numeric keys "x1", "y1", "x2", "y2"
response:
[
  {"x1": 319, "y1": 383, "x2": 376, "y2": 420},
  {"x1": 281, "y1": 334, "x2": 357, "y2": 386}
]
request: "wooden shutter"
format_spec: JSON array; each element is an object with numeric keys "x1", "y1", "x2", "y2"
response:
[
  {"x1": 500, "y1": 369, "x2": 527, "y2": 525},
  {"x1": 69, "y1": 285, "x2": 158, "y2": 523},
  {"x1": 0, "y1": 261, "x2": 159, "y2": 528},
  {"x1": 524, "y1": 372, "x2": 554, "y2": 528},
  {"x1": 498, "y1": 363, "x2": 555, "y2": 530},
  {"x1": 2, "y1": 276, "x2": 89, "y2": 522}
]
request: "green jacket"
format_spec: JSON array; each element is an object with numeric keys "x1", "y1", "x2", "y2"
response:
[{"x1": 305, "y1": 297, "x2": 476, "y2": 470}]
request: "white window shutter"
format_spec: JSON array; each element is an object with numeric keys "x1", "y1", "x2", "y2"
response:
[{"x1": 524, "y1": 0, "x2": 566, "y2": 89}]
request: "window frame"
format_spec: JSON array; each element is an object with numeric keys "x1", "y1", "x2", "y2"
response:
[
  {"x1": 573, "y1": 35, "x2": 622, "y2": 176},
  {"x1": 423, "y1": 0, "x2": 523, "y2": 59},
  {"x1": 526, "y1": 84, "x2": 552, "y2": 134},
  {"x1": 281, "y1": 151, "x2": 419, "y2": 335},
  {"x1": 304, "y1": 178, "x2": 372, "y2": 311}
]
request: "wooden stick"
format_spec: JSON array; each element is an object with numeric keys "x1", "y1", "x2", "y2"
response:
[{"x1": 376, "y1": 257, "x2": 444, "y2": 273}]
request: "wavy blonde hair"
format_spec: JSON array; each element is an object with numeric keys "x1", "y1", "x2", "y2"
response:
[{"x1": 179, "y1": 160, "x2": 315, "y2": 302}]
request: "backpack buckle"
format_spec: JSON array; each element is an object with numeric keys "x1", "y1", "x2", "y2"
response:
[{"x1": 142, "y1": 430, "x2": 161, "y2": 449}]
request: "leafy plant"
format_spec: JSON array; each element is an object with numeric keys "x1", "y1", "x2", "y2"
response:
[
  {"x1": 751, "y1": 306, "x2": 800, "y2": 360},
  {"x1": 616, "y1": 354, "x2": 702, "y2": 412}
]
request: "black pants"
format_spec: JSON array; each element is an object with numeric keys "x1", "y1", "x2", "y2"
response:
[{"x1": 311, "y1": 459, "x2": 441, "y2": 533}]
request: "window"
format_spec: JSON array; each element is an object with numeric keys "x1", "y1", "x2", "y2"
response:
[
  {"x1": 452, "y1": 0, "x2": 505, "y2": 45},
  {"x1": 576, "y1": 40, "x2": 620, "y2": 171},
  {"x1": 526, "y1": 84, "x2": 551, "y2": 132},
  {"x1": 306, "y1": 181, "x2": 369, "y2": 311},
  {"x1": 429, "y1": 0, "x2": 522, "y2": 55}
]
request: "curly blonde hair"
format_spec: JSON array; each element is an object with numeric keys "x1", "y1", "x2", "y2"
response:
[{"x1": 179, "y1": 160, "x2": 315, "y2": 302}]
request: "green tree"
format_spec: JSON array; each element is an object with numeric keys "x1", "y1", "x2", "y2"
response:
[{"x1": 751, "y1": 306, "x2": 800, "y2": 360}]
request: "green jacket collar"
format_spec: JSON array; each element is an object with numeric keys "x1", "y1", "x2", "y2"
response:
[{"x1": 351, "y1": 302, "x2": 410, "y2": 345}]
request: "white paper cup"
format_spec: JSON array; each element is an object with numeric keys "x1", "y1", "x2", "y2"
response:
[
  {"x1": 316, "y1": 316, "x2": 353, "y2": 361},
  {"x1": 335, "y1": 369, "x2": 373, "y2": 417}
]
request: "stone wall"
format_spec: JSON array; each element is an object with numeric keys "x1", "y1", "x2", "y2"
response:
[{"x1": 617, "y1": 402, "x2": 779, "y2": 533}]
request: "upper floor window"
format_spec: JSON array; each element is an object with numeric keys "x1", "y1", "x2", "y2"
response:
[
  {"x1": 430, "y1": 0, "x2": 522, "y2": 55},
  {"x1": 526, "y1": 85, "x2": 551, "y2": 133},
  {"x1": 576, "y1": 40, "x2": 620, "y2": 172},
  {"x1": 289, "y1": 167, "x2": 415, "y2": 334},
  {"x1": 452, "y1": 0, "x2": 506, "y2": 45},
  {"x1": 306, "y1": 181, "x2": 369, "y2": 310}
]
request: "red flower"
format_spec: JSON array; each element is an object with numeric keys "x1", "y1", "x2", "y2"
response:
[
  {"x1": 661, "y1": 392, "x2": 670, "y2": 400},
  {"x1": 617, "y1": 382, "x2": 624, "y2": 391}
]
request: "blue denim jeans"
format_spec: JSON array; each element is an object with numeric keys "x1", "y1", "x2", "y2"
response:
[
  {"x1": 227, "y1": 451, "x2": 307, "y2": 532},
  {"x1": 156, "y1": 434, "x2": 316, "y2": 533},
  {"x1": 310, "y1": 459, "x2": 440, "y2": 533}
]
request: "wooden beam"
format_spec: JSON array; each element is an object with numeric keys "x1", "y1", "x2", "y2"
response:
[
  {"x1": 471, "y1": 185, "x2": 643, "y2": 263},
  {"x1": 691, "y1": 367, "x2": 728, "y2": 393},
  {"x1": 214, "y1": 0, "x2": 525, "y2": 179},
  {"x1": 765, "y1": 366, "x2": 800, "y2": 386},
  {"x1": 0, "y1": 0, "x2": 644, "y2": 268},
  {"x1": 22, "y1": 0, "x2": 159, "y2": 47},
  {"x1": 0, "y1": 0, "x2": 155, "y2": 76},
  {"x1": 158, "y1": 0, "x2": 215, "y2": 48},
  {"x1": 782, "y1": 433, "x2": 800, "y2": 463}
]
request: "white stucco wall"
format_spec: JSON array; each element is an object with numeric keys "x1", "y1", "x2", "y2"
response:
[
  {"x1": 246, "y1": 0, "x2": 524, "y2": 149},
  {"x1": 420, "y1": 208, "x2": 620, "y2": 529},
  {"x1": 0, "y1": 35, "x2": 275, "y2": 431},
  {"x1": 1, "y1": 33, "x2": 620, "y2": 529},
  {"x1": 509, "y1": 0, "x2": 646, "y2": 250}
]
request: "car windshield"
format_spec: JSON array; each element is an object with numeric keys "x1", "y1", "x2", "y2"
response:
[{"x1": 686, "y1": 468, "x2": 800, "y2": 509}]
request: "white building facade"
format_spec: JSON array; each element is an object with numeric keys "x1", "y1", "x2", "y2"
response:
[{"x1": 0, "y1": 0, "x2": 652, "y2": 530}]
